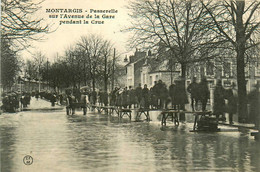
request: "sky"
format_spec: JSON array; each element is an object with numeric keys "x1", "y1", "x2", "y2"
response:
[{"x1": 22, "y1": 0, "x2": 133, "y2": 62}]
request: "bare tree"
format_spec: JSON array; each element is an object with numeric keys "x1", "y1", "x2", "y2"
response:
[
  {"x1": 24, "y1": 59, "x2": 37, "y2": 91},
  {"x1": 1, "y1": 0, "x2": 51, "y2": 50},
  {"x1": 202, "y1": 0, "x2": 260, "y2": 122},
  {"x1": 1, "y1": 40, "x2": 21, "y2": 90},
  {"x1": 127, "y1": 0, "x2": 213, "y2": 81},
  {"x1": 1, "y1": 0, "x2": 51, "y2": 94},
  {"x1": 32, "y1": 51, "x2": 46, "y2": 86},
  {"x1": 76, "y1": 35, "x2": 103, "y2": 91}
]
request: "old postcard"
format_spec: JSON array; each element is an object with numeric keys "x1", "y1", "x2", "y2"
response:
[{"x1": 1, "y1": 0, "x2": 260, "y2": 171}]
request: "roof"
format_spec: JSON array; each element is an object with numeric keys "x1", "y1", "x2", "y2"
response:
[
  {"x1": 125, "y1": 56, "x2": 146, "y2": 67},
  {"x1": 148, "y1": 70, "x2": 180, "y2": 74}
]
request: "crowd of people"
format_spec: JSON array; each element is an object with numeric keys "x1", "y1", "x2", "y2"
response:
[
  {"x1": 84, "y1": 78, "x2": 217, "y2": 113},
  {"x1": 1, "y1": 92, "x2": 31, "y2": 112},
  {"x1": 1, "y1": 78, "x2": 259, "y2": 127},
  {"x1": 0, "y1": 90, "x2": 61, "y2": 112},
  {"x1": 82, "y1": 78, "x2": 250, "y2": 125}
]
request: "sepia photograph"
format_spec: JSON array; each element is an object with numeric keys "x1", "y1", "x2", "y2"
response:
[{"x1": 1, "y1": 0, "x2": 260, "y2": 171}]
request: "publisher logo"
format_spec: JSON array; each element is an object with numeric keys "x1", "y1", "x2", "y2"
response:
[{"x1": 23, "y1": 155, "x2": 33, "y2": 165}]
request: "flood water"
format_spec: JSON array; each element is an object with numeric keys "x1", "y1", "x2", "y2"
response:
[{"x1": 0, "y1": 108, "x2": 260, "y2": 172}]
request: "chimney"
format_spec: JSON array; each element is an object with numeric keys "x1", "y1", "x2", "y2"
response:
[
  {"x1": 124, "y1": 55, "x2": 128, "y2": 62},
  {"x1": 148, "y1": 50, "x2": 152, "y2": 56}
]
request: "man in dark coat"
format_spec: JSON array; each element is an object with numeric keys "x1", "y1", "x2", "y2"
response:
[
  {"x1": 169, "y1": 82, "x2": 177, "y2": 109},
  {"x1": 248, "y1": 83, "x2": 260, "y2": 127},
  {"x1": 198, "y1": 78, "x2": 210, "y2": 111},
  {"x1": 135, "y1": 83, "x2": 142, "y2": 108},
  {"x1": 74, "y1": 86, "x2": 81, "y2": 103},
  {"x1": 66, "y1": 92, "x2": 76, "y2": 115},
  {"x1": 50, "y1": 93, "x2": 56, "y2": 107},
  {"x1": 187, "y1": 77, "x2": 199, "y2": 111},
  {"x1": 156, "y1": 80, "x2": 168, "y2": 109},
  {"x1": 121, "y1": 87, "x2": 128, "y2": 108},
  {"x1": 174, "y1": 80, "x2": 188, "y2": 109},
  {"x1": 175, "y1": 79, "x2": 188, "y2": 122},
  {"x1": 91, "y1": 90, "x2": 97, "y2": 105},
  {"x1": 225, "y1": 86, "x2": 237, "y2": 124},
  {"x1": 115, "y1": 88, "x2": 121, "y2": 107},
  {"x1": 128, "y1": 86, "x2": 136, "y2": 108},
  {"x1": 150, "y1": 81, "x2": 159, "y2": 108},
  {"x1": 80, "y1": 91, "x2": 87, "y2": 115},
  {"x1": 98, "y1": 90, "x2": 103, "y2": 106},
  {"x1": 213, "y1": 80, "x2": 226, "y2": 120},
  {"x1": 142, "y1": 84, "x2": 150, "y2": 108},
  {"x1": 110, "y1": 88, "x2": 117, "y2": 106}
]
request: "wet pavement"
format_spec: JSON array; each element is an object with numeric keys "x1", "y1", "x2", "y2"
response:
[{"x1": 0, "y1": 98, "x2": 260, "y2": 172}]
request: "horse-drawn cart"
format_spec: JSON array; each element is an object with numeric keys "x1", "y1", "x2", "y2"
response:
[{"x1": 66, "y1": 102, "x2": 87, "y2": 115}]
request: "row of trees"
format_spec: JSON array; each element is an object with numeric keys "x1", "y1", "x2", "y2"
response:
[
  {"x1": 1, "y1": 0, "x2": 123, "y2": 94},
  {"x1": 1, "y1": 0, "x2": 50, "y2": 91},
  {"x1": 127, "y1": 0, "x2": 260, "y2": 122},
  {"x1": 23, "y1": 34, "x2": 122, "y2": 93}
]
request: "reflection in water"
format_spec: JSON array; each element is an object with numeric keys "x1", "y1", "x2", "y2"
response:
[{"x1": 0, "y1": 110, "x2": 259, "y2": 172}]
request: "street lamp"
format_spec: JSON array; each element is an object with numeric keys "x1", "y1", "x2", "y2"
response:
[{"x1": 47, "y1": 58, "x2": 49, "y2": 90}]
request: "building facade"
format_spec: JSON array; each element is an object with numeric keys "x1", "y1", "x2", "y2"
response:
[{"x1": 126, "y1": 49, "x2": 260, "y2": 94}]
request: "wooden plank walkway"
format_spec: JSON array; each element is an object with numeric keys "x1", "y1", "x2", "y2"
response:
[
  {"x1": 218, "y1": 121, "x2": 256, "y2": 130},
  {"x1": 82, "y1": 104, "x2": 260, "y2": 139}
]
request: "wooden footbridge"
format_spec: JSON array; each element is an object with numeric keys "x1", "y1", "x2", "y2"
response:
[{"x1": 66, "y1": 103, "x2": 259, "y2": 140}]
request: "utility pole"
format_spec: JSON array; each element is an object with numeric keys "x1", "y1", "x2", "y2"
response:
[
  {"x1": 0, "y1": 48, "x2": 2, "y2": 112},
  {"x1": 47, "y1": 58, "x2": 49, "y2": 90},
  {"x1": 111, "y1": 48, "x2": 115, "y2": 90},
  {"x1": 170, "y1": 58, "x2": 173, "y2": 85}
]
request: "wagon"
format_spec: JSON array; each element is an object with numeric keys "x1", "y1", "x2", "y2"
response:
[{"x1": 66, "y1": 102, "x2": 87, "y2": 115}]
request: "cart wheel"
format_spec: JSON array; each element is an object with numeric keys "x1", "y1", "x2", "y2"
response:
[
  {"x1": 66, "y1": 107, "x2": 70, "y2": 115},
  {"x1": 175, "y1": 119, "x2": 179, "y2": 126},
  {"x1": 83, "y1": 108, "x2": 87, "y2": 115}
]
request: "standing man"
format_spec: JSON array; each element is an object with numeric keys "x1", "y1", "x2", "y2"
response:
[
  {"x1": 91, "y1": 89, "x2": 97, "y2": 105},
  {"x1": 150, "y1": 81, "x2": 158, "y2": 109},
  {"x1": 74, "y1": 86, "x2": 81, "y2": 103},
  {"x1": 156, "y1": 80, "x2": 168, "y2": 109},
  {"x1": 213, "y1": 80, "x2": 226, "y2": 121},
  {"x1": 110, "y1": 88, "x2": 116, "y2": 106},
  {"x1": 187, "y1": 77, "x2": 199, "y2": 111},
  {"x1": 121, "y1": 87, "x2": 128, "y2": 108},
  {"x1": 225, "y1": 83, "x2": 237, "y2": 124},
  {"x1": 142, "y1": 84, "x2": 150, "y2": 108},
  {"x1": 198, "y1": 78, "x2": 210, "y2": 111},
  {"x1": 248, "y1": 83, "x2": 259, "y2": 127},
  {"x1": 128, "y1": 86, "x2": 135, "y2": 108},
  {"x1": 135, "y1": 83, "x2": 142, "y2": 108}
]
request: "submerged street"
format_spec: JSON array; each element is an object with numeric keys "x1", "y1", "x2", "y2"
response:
[{"x1": 0, "y1": 98, "x2": 260, "y2": 172}]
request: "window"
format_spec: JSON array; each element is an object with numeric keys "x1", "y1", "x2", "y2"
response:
[
  {"x1": 186, "y1": 67, "x2": 190, "y2": 78},
  {"x1": 223, "y1": 62, "x2": 231, "y2": 77},
  {"x1": 223, "y1": 80, "x2": 231, "y2": 87},
  {"x1": 206, "y1": 62, "x2": 214, "y2": 76},
  {"x1": 256, "y1": 65, "x2": 260, "y2": 76},
  {"x1": 128, "y1": 79, "x2": 132, "y2": 86},
  {"x1": 216, "y1": 66, "x2": 222, "y2": 78},
  {"x1": 127, "y1": 66, "x2": 133, "y2": 76},
  {"x1": 156, "y1": 75, "x2": 159, "y2": 81},
  {"x1": 245, "y1": 66, "x2": 249, "y2": 77},
  {"x1": 149, "y1": 76, "x2": 152, "y2": 86}
]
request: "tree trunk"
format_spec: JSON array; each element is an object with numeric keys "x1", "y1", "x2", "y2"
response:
[
  {"x1": 180, "y1": 62, "x2": 187, "y2": 113},
  {"x1": 236, "y1": 48, "x2": 248, "y2": 122},
  {"x1": 84, "y1": 62, "x2": 87, "y2": 86},
  {"x1": 104, "y1": 55, "x2": 108, "y2": 93},
  {"x1": 111, "y1": 48, "x2": 115, "y2": 90},
  {"x1": 92, "y1": 70, "x2": 95, "y2": 91},
  {"x1": 92, "y1": 78, "x2": 95, "y2": 91},
  {"x1": 181, "y1": 63, "x2": 186, "y2": 81},
  {"x1": 236, "y1": 0, "x2": 248, "y2": 123}
]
